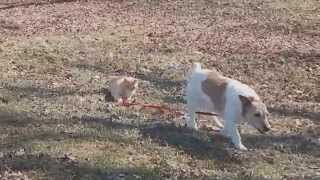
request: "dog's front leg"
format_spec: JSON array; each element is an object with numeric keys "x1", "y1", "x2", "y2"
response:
[
  {"x1": 186, "y1": 111, "x2": 198, "y2": 130},
  {"x1": 223, "y1": 106, "x2": 247, "y2": 150},
  {"x1": 229, "y1": 125, "x2": 247, "y2": 151}
]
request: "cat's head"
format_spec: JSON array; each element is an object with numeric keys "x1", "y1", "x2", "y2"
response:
[{"x1": 123, "y1": 77, "x2": 138, "y2": 91}]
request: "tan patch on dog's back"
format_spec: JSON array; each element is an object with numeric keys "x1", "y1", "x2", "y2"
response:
[{"x1": 201, "y1": 70, "x2": 228, "y2": 113}]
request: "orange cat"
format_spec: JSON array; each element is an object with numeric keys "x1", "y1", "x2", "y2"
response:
[{"x1": 108, "y1": 76, "x2": 138, "y2": 104}]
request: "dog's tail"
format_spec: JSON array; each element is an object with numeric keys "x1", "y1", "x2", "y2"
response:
[
  {"x1": 186, "y1": 62, "x2": 202, "y2": 81},
  {"x1": 191, "y1": 62, "x2": 202, "y2": 72}
]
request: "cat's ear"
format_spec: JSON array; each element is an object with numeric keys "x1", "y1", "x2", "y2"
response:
[{"x1": 132, "y1": 79, "x2": 138, "y2": 86}]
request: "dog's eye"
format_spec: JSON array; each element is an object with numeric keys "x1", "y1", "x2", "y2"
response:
[{"x1": 254, "y1": 113, "x2": 261, "y2": 117}]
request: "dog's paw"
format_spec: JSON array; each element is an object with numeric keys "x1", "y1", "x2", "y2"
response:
[
  {"x1": 191, "y1": 125, "x2": 199, "y2": 130},
  {"x1": 236, "y1": 144, "x2": 248, "y2": 151},
  {"x1": 185, "y1": 122, "x2": 199, "y2": 130},
  {"x1": 187, "y1": 124, "x2": 199, "y2": 130},
  {"x1": 218, "y1": 129, "x2": 229, "y2": 137}
]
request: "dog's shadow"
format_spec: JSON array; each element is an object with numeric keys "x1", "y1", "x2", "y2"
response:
[
  {"x1": 141, "y1": 123, "x2": 320, "y2": 163},
  {"x1": 141, "y1": 123, "x2": 237, "y2": 162}
]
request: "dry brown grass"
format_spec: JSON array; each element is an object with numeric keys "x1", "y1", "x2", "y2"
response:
[{"x1": 0, "y1": 0, "x2": 319, "y2": 179}]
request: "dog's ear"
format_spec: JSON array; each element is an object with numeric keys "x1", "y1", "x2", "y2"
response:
[{"x1": 239, "y1": 95, "x2": 254, "y2": 106}]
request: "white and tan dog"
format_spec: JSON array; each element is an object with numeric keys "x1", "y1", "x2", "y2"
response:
[{"x1": 186, "y1": 63, "x2": 271, "y2": 150}]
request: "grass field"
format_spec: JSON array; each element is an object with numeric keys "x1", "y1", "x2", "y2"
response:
[{"x1": 0, "y1": 0, "x2": 319, "y2": 179}]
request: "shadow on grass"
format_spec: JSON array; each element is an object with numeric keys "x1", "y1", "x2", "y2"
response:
[
  {"x1": 244, "y1": 133, "x2": 320, "y2": 157},
  {"x1": 79, "y1": 115, "x2": 138, "y2": 130},
  {"x1": 2, "y1": 83, "x2": 102, "y2": 99},
  {"x1": 0, "y1": 153, "x2": 161, "y2": 180},
  {"x1": 0, "y1": 108, "x2": 135, "y2": 152},
  {"x1": 268, "y1": 105, "x2": 320, "y2": 123},
  {"x1": 141, "y1": 123, "x2": 237, "y2": 162},
  {"x1": 141, "y1": 122, "x2": 320, "y2": 160},
  {"x1": 0, "y1": 106, "x2": 36, "y2": 128}
]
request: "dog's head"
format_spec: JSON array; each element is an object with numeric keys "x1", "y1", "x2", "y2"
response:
[{"x1": 239, "y1": 95, "x2": 271, "y2": 133}]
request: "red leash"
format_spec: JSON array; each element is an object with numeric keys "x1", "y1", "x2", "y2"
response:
[{"x1": 118, "y1": 100, "x2": 218, "y2": 118}]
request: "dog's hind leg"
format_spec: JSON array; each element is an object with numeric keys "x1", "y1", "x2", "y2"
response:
[
  {"x1": 186, "y1": 91, "x2": 199, "y2": 130},
  {"x1": 213, "y1": 116, "x2": 224, "y2": 129},
  {"x1": 186, "y1": 108, "x2": 198, "y2": 130}
]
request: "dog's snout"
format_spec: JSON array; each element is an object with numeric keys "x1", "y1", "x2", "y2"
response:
[
  {"x1": 263, "y1": 125, "x2": 271, "y2": 132},
  {"x1": 258, "y1": 125, "x2": 271, "y2": 134}
]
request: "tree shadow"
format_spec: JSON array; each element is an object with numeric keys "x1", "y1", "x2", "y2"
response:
[
  {"x1": 78, "y1": 115, "x2": 138, "y2": 130},
  {"x1": 0, "y1": 106, "x2": 36, "y2": 128},
  {"x1": 0, "y1": 153, "x2": 161, "y2": 180},
  {"x1": 0, "y1": 107, "x2": 136, "y2": 153},
  {"x1": 0, "y1": 107, "x2": 161, "y2": 179},
  {"x1": 276, "y1": 49, "x2": 320, "y2": 63},
  {"x1": 268, "y1": 105, "x2": 320, "y2": 124},
  {"x1": 2, "y1": 83, "x2": 102, "y2": 100},
  {"x1": 0, "y1": 0, "x2": 77, "y2": 10},
  {"x1": 243, "y1": 133, "x2": 320, "y2": 158}
]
